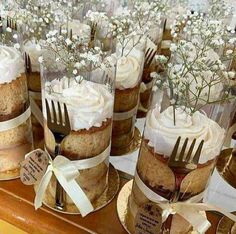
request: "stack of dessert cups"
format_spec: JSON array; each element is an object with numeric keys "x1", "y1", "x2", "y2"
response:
[
  {"x1": 0, "y1": 18, "x2": 33, "y2": 180},
  {"x1": 38, "y1": 33, "x2": 118, "y2": 213},
  {"x1": 111, "y1": 35, "x2": 146, "y2": 155}
]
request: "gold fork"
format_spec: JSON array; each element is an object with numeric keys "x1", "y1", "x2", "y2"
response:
[
  {"x1": 45, "y1": 99, "x2": 71, "y2": 211},
  {"x1": 168, "y1": 136, "x2": 204, "y2": 201},
  {"x1": 7, "y1": 17, "x2": 17, "y2": 31},
  {"x1": 0, "y1": 15, "x2": 3, "y2": 33},
  {"x1": 162, "y1": 137, "x2": 204, "y2": 233},
  {"x1": 144, "y1": 48, "x2": 157, "y2": 70},
  {"x1": 25, "y1": 53, "x2": 32, "y2": 83},
  {"x1": 89, "y1": 22, "x2": 97, "y2": 48},
  {"x1": 142, "y1": 48, "x2": 157, "y2": 83}
]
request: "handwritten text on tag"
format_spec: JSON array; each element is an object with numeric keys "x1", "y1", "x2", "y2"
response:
[{"x1": 20, "y1": 149, "x2": 49, "y2": 185}]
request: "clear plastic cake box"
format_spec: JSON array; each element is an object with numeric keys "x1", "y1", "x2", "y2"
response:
[{"x1": 0, "y1": 118, "x2": 231, "y2": 234}]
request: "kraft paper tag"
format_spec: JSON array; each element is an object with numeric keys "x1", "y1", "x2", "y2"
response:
[
  {"x1": 20, "y1": 149, "x2": 49, "y2": 185},
  {"x1": 135, "y1": 202, "x2": 162, "y2": 234}
]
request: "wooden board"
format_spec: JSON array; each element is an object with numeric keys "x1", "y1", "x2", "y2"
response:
[{"x1": 0, "y1": 174, "x2": 221, "y2": 234}]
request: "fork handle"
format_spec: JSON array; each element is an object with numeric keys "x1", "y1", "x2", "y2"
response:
[
  {"x1": 161, "y1": 214, "x2": 173, "y2": 234},
  {"x1": 172, "y1": 173, "x2": 187, "y2": 202},
  {"x1": 54, "y1": 144, "x2": 65, "y2": 211}
]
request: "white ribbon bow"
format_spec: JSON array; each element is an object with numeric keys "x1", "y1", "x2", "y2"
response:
[
  {"x1": 34, "y1": 145, "x2": 110, "y2": 217},
  {"x1": 135, "y1": 172, "x2": 236, "y2": 233}
]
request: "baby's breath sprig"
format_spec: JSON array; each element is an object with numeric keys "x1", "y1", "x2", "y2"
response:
[
  {"x1": 153, "y1": 15, "x2": 236, "y2": 121},
  {"x1": 14, "y1": 0, "x2": 57, "y2": 41},
  {"x1": 41, "y1": 28, "x2": 113, "y2": 84},
  {"x1": 171, "y1": 11, "x2": 236, "y2": 64},
  {"x1": 112, "y1": 0, "x2": 169, "y2": 57},
  {"x1": 208, "y1": 0, "x2": 234, "y2": 22}
]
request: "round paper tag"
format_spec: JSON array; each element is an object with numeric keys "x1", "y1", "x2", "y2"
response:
[
  {"x1": 20, "y1": 149, "x2": 49, "y2": 185},
  {"x1": 135, "y1": 202, "x2": 162, "y2": 234}
]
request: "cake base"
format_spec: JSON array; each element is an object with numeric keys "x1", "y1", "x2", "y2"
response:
[
  {"x1": 117, "y1": 180, "x2": 133, "y2": 234},
  {"x1": 111, "y1": 127, "x2": 141, "y2": 156},
  {"x1": 0, "y1": 167, "x2": 20, "y2": 181},
  {"x1": 216, "y1": 148, "x2": 236, "y2": 189},
  {"x1": 35, "y1": 164, "x2": 120, "y2": 214},
  {"x1": 216, "y1": 211, "x2": 236, "y2": 234}
]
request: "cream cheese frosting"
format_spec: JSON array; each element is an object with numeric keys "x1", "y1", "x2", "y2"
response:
[
  {"x1": 144, "y1": 106, "x2": 225, "y2": 164},
  {"x1": 43, "y1": 78, "x2": 113, "y2": 131},
  {"x1": 116, "y1": 55, "x2": 141, "y2": 90},
  {"x1": 24, "y1": 41, "x2": 43, "y2": 73},
  {"x1": 0, "y1": 45, "x2": 24, "y2": 84},
  {"x1": 115, "y1": 47, "x2": 143, "y2": 90}
]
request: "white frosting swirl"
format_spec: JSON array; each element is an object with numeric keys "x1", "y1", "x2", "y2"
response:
[
  {"x1": 24, "y1": 41, "x2": 43, "y2": 72},
  {"x1": 0, "y1": 46, "x2": 24, "y2": 84},
  {"x1": 116, "y1": 48, "x2": 143, "y2": 90},
  {"x1": 116, "y1": 56, "x2": 140, "y2": 89},
  {"x1": 44, "y1": 78, "x2": 113, "y2": 131},
  {"x1": 144, "y1": 106, "x2": 225, "y2": 164}
]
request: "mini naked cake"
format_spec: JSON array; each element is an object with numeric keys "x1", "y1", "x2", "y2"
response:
[
  {"x1": 24, "y1": 40, "x2": 44, "y2": 149},
  {"x1": 0, "y1": 45, "x2": 33, "y2": 180},
  {"x1": 127, "y1": 106, "x2": 225, "y2": 233},
  {"x1": 112, "y1": 49, "x2": 143, "y2": 154},
  {"x1": 43, "y1": 78, "x2": 113, "y2": 205}
]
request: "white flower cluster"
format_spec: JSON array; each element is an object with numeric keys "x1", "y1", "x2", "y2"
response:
[
  {"x1": 131, "y1": 0, "x2": 166, "y2": 34},
  {"x1": 43, "y1": 28, "x2": 113, "y2": 81},
  {"x1": 208, "y1": 0, "x2": 234, "y2": 20},
  {"x1": 13, "y1": 0, "x2": 57, "y2": 41},
  {"x1": 85, "y1": 10, "x2": 114, "y2": 38},
  {"x1": 153, "y1": 11, "x2": 236, "y2": 114},
  {"x1": 110, "y1": 0, "x2": 169, "y2": 55}
]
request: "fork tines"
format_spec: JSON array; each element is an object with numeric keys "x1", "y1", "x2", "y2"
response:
[
  {"x1": 45, "y1": 99, "x2": 71, "y2": 135},
  {"x1": 90, "y1": 22, "x2": 97, "y2": 41},
  {"x1": 169, "y1": 136, "x2": 204, "y2": 166},
  {"x1": 7, "y1": 16, "x2": 17, "y2": 31},
  {"x1": 25, "y1": 53, "x2": 32, "y2": 75},
  {"x1": 144, "y1": 48, "x2": 156, "y2": 69}
]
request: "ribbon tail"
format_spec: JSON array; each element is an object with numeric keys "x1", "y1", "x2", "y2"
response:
[
  {"x1": 34, "y1": 169, "x2": 53, "y2": 210},
  {"x1": 200, "y1": 203, "x2": 236, "y2": 223},
  {"x1": 177, "y1": 205, "x2": 211, "y2": 233},
  {"x1": 55, "y1": 171, "x2": 94, "y2": 217}
]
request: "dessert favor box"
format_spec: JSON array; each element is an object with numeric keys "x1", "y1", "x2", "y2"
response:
[
  {"x1": 38, "y1": 36, "x2": 117, "y2": 213},
  {"x1": 127, "y1": 83, "x2": 236, "y2": 233},
  {"x1": 0, "y1": 34, "x2": 33, "y2": 180},
  {"x1": 111, "y1": 37, "x2": 146, "y2": 155}
]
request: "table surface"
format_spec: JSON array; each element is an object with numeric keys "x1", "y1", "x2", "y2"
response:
[
  {"x1": 0, "y1": 172, "x2": 222, "y2": 234},
  {"x1": 0, "y1": 118, "x2": 235, "y2": 234}
]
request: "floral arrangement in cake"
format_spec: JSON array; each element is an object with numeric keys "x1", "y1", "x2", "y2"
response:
[
  {"x1": 128, "y1": 8, "x2": 236, "y2": 234},
  {"x1": 40, "y1": 28, "x2": 113, "y2": 82},
  {"x1": 153, "y1": 12, "x2": 236, "y2": 118},
  {"x1": 37, "y1": 20, "x2": 116, "y2": 214}
]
